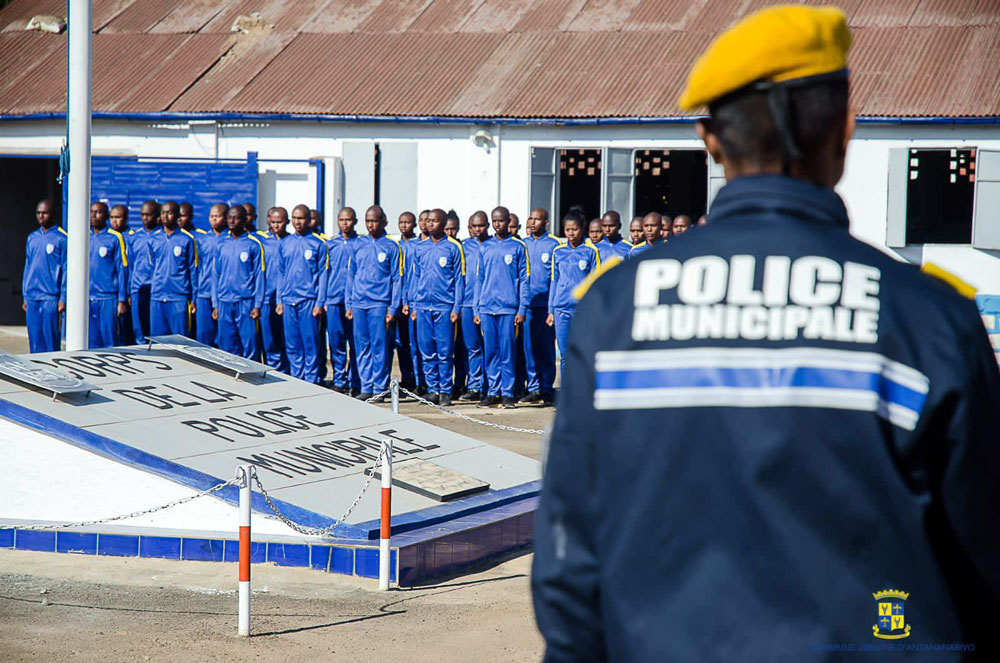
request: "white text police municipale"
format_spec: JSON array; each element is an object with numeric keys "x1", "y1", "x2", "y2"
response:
[{"x1": 632, "y1": 256, "x2": 880, "y2": 343}]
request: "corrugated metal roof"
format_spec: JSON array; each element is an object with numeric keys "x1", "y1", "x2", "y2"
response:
[{"x1": 1, "y1": 0, "x2": 998, "y2": 119}]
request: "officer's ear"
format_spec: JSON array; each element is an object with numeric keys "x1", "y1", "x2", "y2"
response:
[{"x1": 696, "y1": 119, "x2": 726, "y2": 174}]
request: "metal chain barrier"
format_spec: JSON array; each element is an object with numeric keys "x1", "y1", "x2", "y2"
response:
[
  {"x1": 364, "y1": 389, "x2": 391, "y2": 403},
  {"x1": 251, "y1": 442, "x2": 387, "y2": 538},
  {"x1": 12, "y1": 477, "x2": 239, "y2": 531},
  {"x1": 396, "y1": 385, "x2": 546, "y2": 435}
]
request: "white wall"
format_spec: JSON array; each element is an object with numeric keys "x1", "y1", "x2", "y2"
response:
[{"x1": 2, "y1": 118, "x2": 999, "y2": 293}]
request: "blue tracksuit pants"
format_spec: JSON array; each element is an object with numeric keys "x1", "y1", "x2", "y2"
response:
[
  {"x1": 326, "y1": 303, "x2": 359, "y2": 391},
  {"x1": 553, "y1": 308, "x2": 574, "y2": 380},
  {"x1": 353, "y1": 306, "x2": 393, "y2": 394},
  {"x1": 394, "y1": 309, "x2": 416, "y2": 386},
  {"x1": 260, "y1": 296, "x2": 287, "y2": 373},
  {"x1": 25, "y1": 298, "x2": 60, "y2": 353},
  {"x1": 282, "y1": 300, "x2": 322, "y2": 383},
  {"x1": 416, "y1": 310, "x2": 456, "y2": 396},
  {"x1": 88, "y1": 298, "x2": 117, "y2": 349},
  {"x1": 454, "y1": 317, "x2": 467, "y2": 394},
  {"x1": 217, "y1": 300, "x2": 259, "y2": 359},
  {"x1": 460, "y1": 307, "x2": 483, "y2": 394},
  {"x1": 130, "y1": 284, "x2": 151, "y2": 344},
  {"x1": 150, "y1": 300, "x2": 188, "y2": 337},
  {"x1": 480, "y1": 312, "x2": 516, "y2": 398},
  {"x1": 195, "y1": 296, "x2": 216, "y2": 347},
  {"x1": 524, "y1": 305, "x2": 556, "y2": 395}
]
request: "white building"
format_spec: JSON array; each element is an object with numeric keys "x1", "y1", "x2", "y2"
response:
[{"x1": 1, "y1": 0, "x2": 998, "y2": 343}]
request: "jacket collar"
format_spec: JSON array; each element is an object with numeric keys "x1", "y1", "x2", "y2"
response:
[{"x1": 709, "y1": 174, "x2": 849, "y2": 229}]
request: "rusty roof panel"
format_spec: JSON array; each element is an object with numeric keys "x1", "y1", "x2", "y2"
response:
[
  {"x1": 299, "y1": 0, "x2": 384, "y2": 33},
  {"x1": 171, "y1": 31, "x2": 295, "y2": 111},
  {"x1": 565, "y1": 0, "x2": 644, "y2": 32},
  {"x1": 511, "y1": 0, "x2": 588, "y2": 32},
  {"x1": 355, "y1": 0, "x2": 436, "y2": 33},
  {"x1": 0, "y1": 32, "x2": 64, "y2": 102},
  {"x1": 971, "y1": 0, "x2": 1000, "y2": 24},
  {"x1": 147, "y1": 0, "x2": 228, "y2": 33},
  {"x1": 850, "y1": 0, "x2": 920, "y2": 26},
  {"x1": 460, "y1": 0, "x2": 538, "y2": 31},
  {"x1": 199, "y1": 0, "x2": 331, "y2": 34},
  {"x1": 100, "y1": 0, "x2": 184, "y2": 33},
  {"x1": 1, "y1": 37, "x2": 67, "y2": 113},
  {"x1": 114, "y1": 34, "x2": 233, "y2": 111},
  {"x1": 91, "y1": 0, "x2": 139, "y2": 31},
  {"x1": 909, "y1": 0, "x2": 981, "y2": 26},
  {"x1": 408, "y1": 0, "x2": 488, "y2": 32},
  {"x1": 623, "y1": 0, "x2": 712, "y2": 32},
  {"x1": 446, "y1": 31, "x2": 552, "y2": 115}
]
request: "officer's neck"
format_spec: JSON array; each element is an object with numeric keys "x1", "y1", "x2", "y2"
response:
[
  {"x1": 231, "y1": 227, "x2": 245, "y2": 238},
  {"x1": 607, "y1": 232, "x2": 621, "y2": 243},
  {"x1": 91, "y1": 224, "x2": 105, "y2": 234}
]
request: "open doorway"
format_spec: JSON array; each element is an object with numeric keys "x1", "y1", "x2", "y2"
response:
[
  {"x1": 557, "y1": 149, "x2": 602, "y2": 226},
  {"x1": 0, "y1": 156, "x2": 62, "y2": 325},
  {"x1": 905, "y1": 148, "x2": 975, "y2": 244},
  {"x1": 633, "y1": 149, "x2": 708, "y2": 219}
]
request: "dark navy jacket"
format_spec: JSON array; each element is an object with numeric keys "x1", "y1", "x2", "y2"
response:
[{"x1": 532, "y1": 175, "x2": 1000, "y2": 662}]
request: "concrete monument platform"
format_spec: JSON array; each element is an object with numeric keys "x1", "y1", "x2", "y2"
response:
[{"x1": 0, "y1": 342, "x2": 540, "y2": 585}]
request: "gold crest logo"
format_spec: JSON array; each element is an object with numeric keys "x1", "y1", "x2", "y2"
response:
[{"x1": 872, "y1": 589, "x2": 910, "y2": 640}]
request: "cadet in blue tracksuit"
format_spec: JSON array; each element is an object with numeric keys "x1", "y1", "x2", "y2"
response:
[
  {"x1": 127, "y1": 200, "x2": 159, "y2": 343},
  {"x1": 276, "y1": 204, "x2": 328, "y2": 383},
  {"x1": 596, "y1": 210, "x2": 632, "y2": 262},
  {"x1": 628, "y1": 211, "x2": 665, "y2": 258},
  {"x1": 533, "y1": 7, "x2": 1000, "y2": 660},
  {"x1": 325, "y1": 207, "x2": 361, "y2": 394},
  {"x1": 443, "y1": 212, "x2": 465, "y2": 395},
  {"x1": 457, "y1": 211, "x2": 489, "y2": 401},
  {"x1": 521, "y1": 208, "x2": 562, "y2": 404},
  {"x1": 108, "y1": 205, "x2": 135, "y2": 344},
  {"x1": 88, "y1": 202, "x2": 128, "y2": 349},
  {"x1": 212, "y1": 205, "x2": 265, "y2": 359},
  {"x1": 148, "y1": 201, "x2": 198, "y2": 336},
  {"x1": 345, "y1": 205, "x2": 401, "y2": 401},
  {"x1": 395, "y1": 211, "x2": 420, "y2": 390},
  {"x1": 22, "y1": 199, "x2": 66, "y2": 352},
  {"x1": 257, "y1": 207, "x2": 289, "y2": 371},
  {"x1": 410, "y1": 209, "x2": 464, "y2": 406},
  {"x1": 546, "y1": 217, "x2": 599, "y2": 377},
  {"x1": 473, "y1": 206, "x2": 529, "y2": 408},
  {"x1": 193, "y1": 203, "x2": 227, "y2": 347}
]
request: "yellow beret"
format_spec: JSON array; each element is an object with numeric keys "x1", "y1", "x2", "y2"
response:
[{"x1": 679, "y1": 5, "x2": 852, "y2": 111}]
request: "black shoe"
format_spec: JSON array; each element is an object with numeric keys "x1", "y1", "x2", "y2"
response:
[
  {"x1": 350, "y1": 388, "x2": 361, "y2": 398},
  {"x1": 500, "y1": 396, "x2": 517, "y2": 409},
  {"x1": 541, "y1": 392, "x2": 555, "y2": 404},
  {"x1": 330, "y1": 384, "x2": 348, "y2": 394},
  {"x1": 438, "y1": 394, "x2": 452, "y2": 406},
  {"x1": 519, "y1": 392, "x2": 542, "y2": 404},
  {"x1": 401, "y1": 380, "x2": 417, "y2": 392},
  {"x1": 416, "y1": 385, "x2": 429, "y2": 396},
  {"x1": 461, "y1": 390, "x2": 482, "y2": 402},
  {"x1": 427, "y1": 393, "x2": 440, "y2": 404},
  {"x1": 479, "y1": 395, "x2": 500, "y2": 407},
  {"x1": 357, "y1": 392, "x2": 373, "y2": 401}
]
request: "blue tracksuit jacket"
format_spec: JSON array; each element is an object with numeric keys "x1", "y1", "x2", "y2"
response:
[
  {"x1": 533, "y1": 174, "x2": 1000, "y2": 661},
  {"x1": 473, "y1": 235, "x2": 530, "y2": 318},
  {"x1": 149, "y1": 228, "x2": 197, "y2": 302},
  {"x1": 127, "y1": 227, "x2": 156, "y2": 293},
  {"x1": 325, "y1": 234, "x2": 356, "y2": 306},
  {"x1": 628, "y1": 237, "x2": 664, "y2": 258},
  {"x1": 548, "y1": 240, "x2": 600, "y2": 314},
  {"x1": 596, "y1": 236, "x2": 632, "y2": 263},
  {"x1": 523, "y1": 233, "x2": 563, "y2": 309},
  {"x1": 411, "y1": 237, "x2": 465, "y2": 313},
  {"x1": 461, "y1": 236, "x2": 486, "y2": 309},
  {"x1": 276, "y1": 232, "x2": 328, "y2": 305},
  {"x1": 257, "y1": 230, "x2": 283, "y2": 301},
  {"x1": 212, "y1": 232, "x2": 265, "y2": 308},
  {"x1": 346, "y1": 233, "x2": 401, "y2": 311},
  {"x1": 23, "y1": 225, "x2": 67, "y2": 302},
  {"x1": 89, "y1": 228, "x2": 128, "y2": 302}
]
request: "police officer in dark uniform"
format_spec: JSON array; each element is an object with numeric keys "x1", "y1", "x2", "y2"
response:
[{"x1": 532, "y1": 6, "x2": 1000, "y2": 661}]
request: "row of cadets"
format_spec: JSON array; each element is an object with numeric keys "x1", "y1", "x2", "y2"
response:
[
  {"x1": 148, "y1": 201, "x2": 198, "y2": 337},
  {"x1": 193, "y1": 203, "x2": 228, "y2": 347},
  {"x1": 258, "y1": 207, "x2": 288, "y2": 372},
  {"x1": 547, "y1": 214, "x2": 600, "y2": 376},
  {"x1": 88, "y1": 202, "x2": 129, "y2": 349},
  {"x1": 211, "y1": 204, "x2": 265, "y2": 359},
  {"x1": 345, "y1": 205, "x2": 402, "y2": 401},
  {"x1": 521, "y1": 208, "x2": 562, "y2": 403},
  {"x1": 22, "y1": 199, "x2": 67, "y2": 353},
  {"x1": 274, "y1": 204, "x2": 328, "y2": 383},
  {"x1": 325, "y1": 207, "x2": 360, "y2": 393},
  {"x1": 629, "y1": 211, "x2": 667, "y2": 257},
  {"x1": 473, "y1": 206, "x2": 529, "y2": 408},
  {"x1": 406, "y1": 209, "x2": 466, "y2": 405}
]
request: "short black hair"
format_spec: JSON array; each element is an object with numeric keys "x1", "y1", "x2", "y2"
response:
[
  {"x1": 706, "y1": 79, "x2": 848, "y2": 169},
  {"x1": 446, "y1": 209, "x2": 460, "y2": 222}
]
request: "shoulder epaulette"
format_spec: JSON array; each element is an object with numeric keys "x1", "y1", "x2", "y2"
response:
[
  {"x1": 256, "y1": 230, "x2": 268, "y2": 237},
  {"x1": 108, "y1": 229, "x2": 129, "y2": 267},
  {"x1": 196, "y1": 228, "x2": 208, "y2": 234},
  {"x1": 57, "y1": 227, "x2": 68, "y2": 236},
  {"x1": 922, "y1": 262, "x2": 977, "y2": 299},
  {"x1": 573, "y1": 256, "x2": 622, "y2": 300},
  {"x1": 632, "y1": 241, "x2": 647, "y2": 249}
]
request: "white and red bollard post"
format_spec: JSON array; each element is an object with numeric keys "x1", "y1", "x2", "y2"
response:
[
  {"x1": 379, "y1": 439, "x2": 393, "y2": 591},
  {"x1": 238, "y1": 465, "x2": 253, "y2": 636},
  {"x1": 390, "y1": 378, "x2": 400, "y2": 414}
]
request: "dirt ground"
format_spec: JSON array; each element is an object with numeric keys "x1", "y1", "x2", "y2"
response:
[{"x1": 0, "y1": 325, "x2": 556, "y2": 662}]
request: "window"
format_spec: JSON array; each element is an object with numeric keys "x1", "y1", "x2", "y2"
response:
[
  {"x1": 887, "y1": 147, "x2": 1000, "y2": 249},
  {"x1": 633, "y1": 150, "x2": 707, "y2": 219},
  {"x1": 558, "y1": 149, "x2": 602, "y2": 223}
]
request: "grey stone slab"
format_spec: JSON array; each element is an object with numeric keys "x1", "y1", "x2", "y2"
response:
[
  {"x1": 147, "y1": 335, "x2": 271, "y2": 379},
  {"x1": 26, "y1": 347, "x2": 222, "y2": 387},
  {"x1": 265, "y1": 474, "x2": 441, "y2": 525},
  {"x1": 0, "y1": 350, "x2": 96, "y2": 396},
  {"x1": 372, "y1": 458, "x2": 489, "y2": 501}
]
